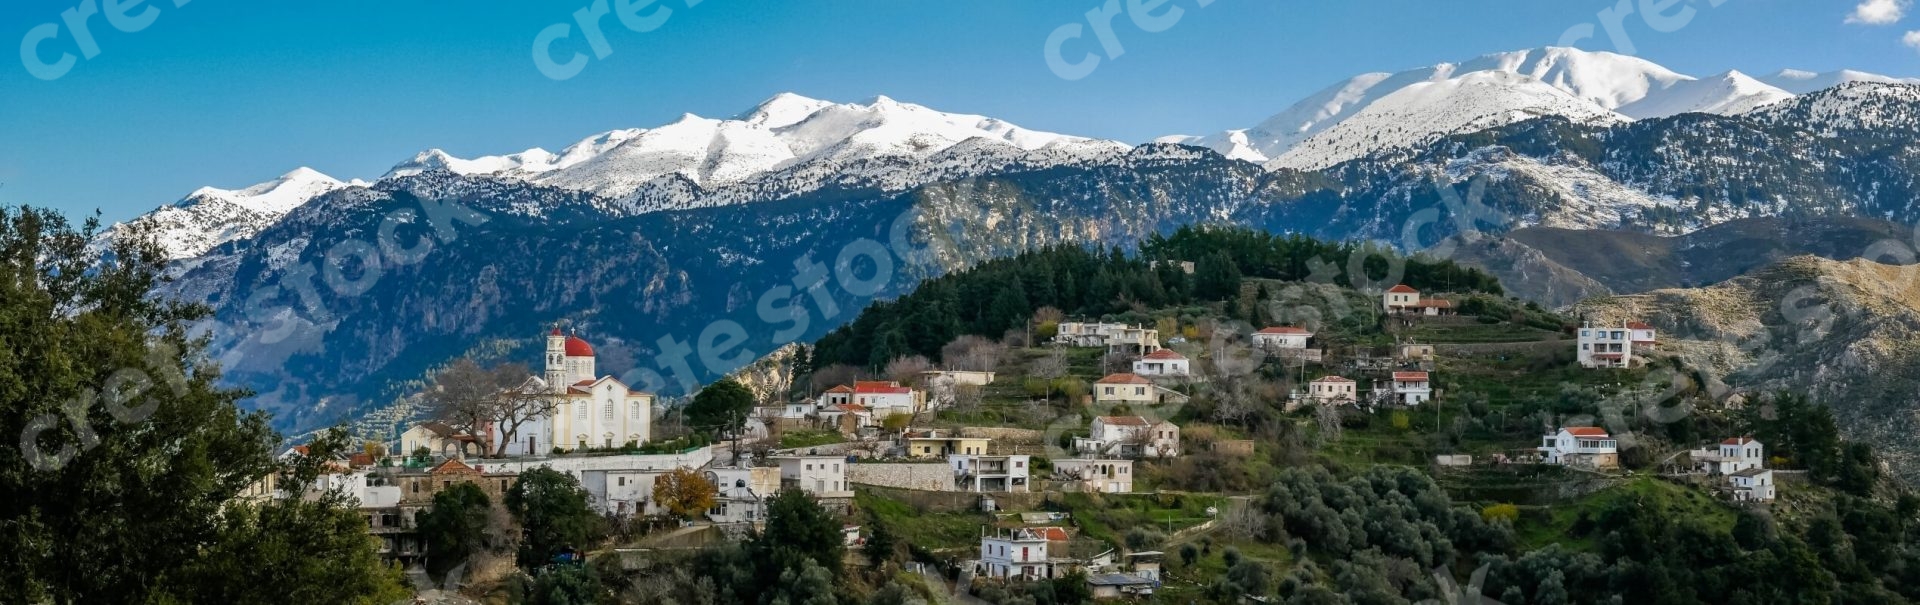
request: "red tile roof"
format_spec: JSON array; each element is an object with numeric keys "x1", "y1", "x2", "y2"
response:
[
  {"x1": 1257, "y1": 326, "x2": 1312, "y2": 335},
  {"x1": 348, "y1": 453, "x2": 375, "y2": 468},
  {"x1": 1392, "y1": 372, "x2": 1429, "y2": 382},
  {"x1": 1035, "y1": 527, "x2": 1070, "y2": 541},
  {"x1": 430, "y1": 459, "x2": 477, "y2": 474},
  {"x1": 1722, "y1": 436, "x2": 1757, "y2": 446},
  {"x1": 1312, "y1": 376, "x2": 1355, "y2": 383},
  {"x1": 1386, "y1": 285, "x2": 1419, "y2": 293},
  {"x1": 1098, "y1": 415, "x2": 1151, "y2": 426},
  {"x1": 1627, "y1": 321, "x2": 1654, "y2": 330},
  {"x1": 1564, "y1": 427, "x2": 1611, "y2": 438},
  {"x1": 824, "y1": 385, "x2": 854, "y2": 394},
  {"x1": 1141, "y1": 349, "x2": 1186, "y2": 360},
  {"x1": 1096, "y1": 373, "x2": 1152, "y2": 385},
  {"x1": 853, "y1": 381, "x2": 912, "y2": 395}
]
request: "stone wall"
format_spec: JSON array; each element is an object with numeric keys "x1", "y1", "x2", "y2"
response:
[{"x1": 848, "y1": 463, "x2": 955, "y2": 491}]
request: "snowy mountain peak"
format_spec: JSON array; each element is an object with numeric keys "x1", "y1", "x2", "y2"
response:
[
  {"x1": 740, "y1": 92, "x2": 834, "y2": 128},
  {"x1": 106, "y1": 167, "x2": 353, "y2": 259},
  {"x1": 1761, "y1": 68, "x2": 1920, "y2": 95}
]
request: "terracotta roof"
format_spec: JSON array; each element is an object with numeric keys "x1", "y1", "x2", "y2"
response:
[
  {"x1": 1141, "y1": 349, "x2": 1186, "y2": 360},
  {"x1": 288, "y1": 445, "x2": 310, "y2": 456},
  {"x1": 1096, "y1": 373, "x2": 1151, "y2": 385},
  {"x1": 564, "y1": 335, "x2": 594, "y2": 357},
  {"x1": 854, "y1": 381, "x2": 913, "y2": 395},
  {"x1": 1386, "y1": 284, "x2": 1419, "y2": 293},
  {"x1": 1311, "y1": 376, "x2": 1355, "y2": 383},
  {"x1": 1098, "y1": 416, "x2": 1151, "y2": 426},
  {"x1": 824, "y1": 385, "x2": 854, "y2": 394},
  {"x1": 430, "y1": 458, "x2": 477, "y2": 474},
  {"x1": 1392, "y1": 372, "x2": 1429, "y2": 381},
  {"x1": 1414, "y1": 299, "x2": 1453, "y2": 308},
  {"x1": 1563, "y1": 427, "x2": 1610, "y2": 438},
  {"x1": 348, "y1": 453, "x2": 375, "y2": 468},
  {"x1": 1627, "y1": 321, "x2": 1654, "y2": 330},
  {"x1": 1257, "y1": 326, "x2": 1312, "y2": 335},
  {"x1": 1034, "y1": 527, "x2": 1070, "y2": 541},
  {"x1": 1722, "y1": 436, "x2": 1758, "y2": 446}
]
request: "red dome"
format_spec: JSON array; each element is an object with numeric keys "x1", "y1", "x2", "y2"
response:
[{"x1": 565, "y1": 335, "x2": 594, "y2": 357}]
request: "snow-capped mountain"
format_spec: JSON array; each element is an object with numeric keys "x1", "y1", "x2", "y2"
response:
[
  {"x1": 1761, "y1": 69, "x2": 1920, "y2": 95},
  {"x1": 384, "y1": 93, "x2": 1128, "y2": 204},
  {"x1": 1158, "y1": 47, "x2": 1814, "y2": 170},
  {"x1": 97, "y1": 168, "x2": 362, "y2": 259}
]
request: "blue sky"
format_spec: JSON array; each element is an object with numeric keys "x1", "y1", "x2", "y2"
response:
[{"x1": 4, "y1": 0, "x2": 1916, "y2": 222}]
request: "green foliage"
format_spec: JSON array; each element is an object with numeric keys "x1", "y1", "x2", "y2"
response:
[
  {"x1": 687, "y1": 378, "x2": 756, "y2": 438},
  {"x1": 506, "y1": 467, "x2": 606, "y2": 567},
  {"x1": 0, "y1": 206, "x2": 403, "y2": 603},
  {"x1": 752, "y1": 490, "x2": 847, "y2": 583},
  {"x1": 416, "y1": 481, "x2": 495, "y2": 581},
  {"x1": 520, "y1": 563, "x2": 606, "y2": 605}
]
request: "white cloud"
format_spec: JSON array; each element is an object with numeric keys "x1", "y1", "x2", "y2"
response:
[
  {"x1": 1906, "y1": 30, "x2": 1920, "y2": 51},
  {"x1": 1848, "y1": 0, "x2": 1910, "y2": 24}
]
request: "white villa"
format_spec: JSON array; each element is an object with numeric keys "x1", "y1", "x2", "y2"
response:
[
  {"x1": 1054, "y1": 458, "x2": 1135, "y2": 493},
  {"x1": 816, "y1": 381, "x2": 922, "y2": 418},
  {"x1": 1131, "y1": 349, "x2": 1190, "y2": 378},
  {"x1": 773, "y1": 455, "x2": 851, "y2": 498},
  {"x1": 949, "y1": 453, "x2": 1031, "y2": 493},
  {"x1": 1251, "y1": 326, "x2": 1313, "y2": 350},
  {"x1": 706, "y1": 465, "x2": 781, "y2": 525},
  {"x1": 1391, "y1": 371, "x2": 1432, "y2": 405},
  {"x1": 1054, "y1": 322, "x2": 1161, "y2": 354},
  {"x1": 1304, "y1": 375, "x2": 1358, "y2": 404},
  {"x1": 1730, "y1": 467, "x2": 1776, "y2": 502},
  {"x1": 1577, "y1": 321, "x2": 1658, "y2": 368},
  {"x1": 1383, "y1": 284, "x2": 1421, "y2": 312},
  {"x1": 490, "y1": 329, "x2": 654, "y2": 456},
  {"x1": 979, "y1": 527, "x2": 1069, "y2": 579},
  {"x1": 1539, "y1": 427, "x2": 1619, "y2": 469},
  {"x1": 1074, "y1": 416, "x2": 1180, "y2": 458},
  {"x1": 1690, "y1": 437, "x2": 1774, "y2": 502}
]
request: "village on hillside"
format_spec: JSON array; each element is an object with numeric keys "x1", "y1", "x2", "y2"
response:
[{"x1": 270, "y1": 252, "x2": 1812, "y2": 603}]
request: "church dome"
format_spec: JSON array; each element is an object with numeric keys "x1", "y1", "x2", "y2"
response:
[{"x1": 565, "y1": 335, "x2": 594, "y2": 357}]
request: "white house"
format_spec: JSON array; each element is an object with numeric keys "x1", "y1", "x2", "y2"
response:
[
  {"x1": 1392, "y1": 371, "x2": 1432, "y2": 405},
  {"x1": 1577, "y1": 322, "x2": 1657, "y2": 369},
  {"x1": 1094, "y1": 373, "x2": 1190, "y2": 405},
  {"x1": 1383, "y1": 285, "x2": 1421, "y2": 312},
  {"x1": 706, "y1": 465, "x2": 781, "y2": 525},
  {"x1": 1055, "y1": 322, "x2": 1161, "y2": 354},
  {"x1": 1730, "y1": 468, "x2": 1776, "y2": 502},
  {"x1": 1131, "y1": 349, "x2": 1190, "y2": 378},
  {"x1": 979, "y1": 527, "x2": 1068, "y2": 579},
  {"x1": 773, "y1": 455, "x2": 851, "y2": 498},
  {"x1": 1053, "y1": 458, "x2": 1134, "y2": 493},
  {"x1": 816, "y1": 381, "x2": 922, "y2": 418},
  {"x1": 1539, "y1": 427, "x2": 1619, "y2": 469},
  {"x1": 920, "y1": 370, "x2": 996, "y2": 386},
  {"x1": 398, "y1": 421, "x2": 482, "y2": 460},
  {"x1": 491, "y1": 329, "x2": 654, "y2": 456},
  {"x1": 1691, "y1": 437, "x2": 1765, "y2": 475},
  {"x1": 1074, "y1": 416, "x2": 1180, "y2": 458},
  {"x1": 949, "y1": 454, "x2": 1030, "y2": 493},
  {"x1": 816, "y1": 403, "x2": 873, "y2": 430},
  {"x1": 1251, "y1": 326, "x2": 1313, "y2": 350},
  {"x1": 1305, "y1": 376, "x2": 1358, "y2": 404}
]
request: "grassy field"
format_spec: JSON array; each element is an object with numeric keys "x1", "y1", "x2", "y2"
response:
[
  {"x1": 778, "y1": 429, "x2": 846, "y2": 449},
  {"x1": 1511, "y1": 475, "x2": 1736, "y2": 552}
]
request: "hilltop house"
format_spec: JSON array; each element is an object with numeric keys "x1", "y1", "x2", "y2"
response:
[
  {"x1": 1251, "y1": 326, "x2": 1313, "y2": 350},
  {"x1": 1730, "y1": 468, "x2": 1776, "y2": 502},
  {"x1": 1304, "y1": 375, "x2": 1358, "y2": 405},
  {"x1": 1577, "y1": 322, "x2": 1658, "y2": 368},
  {"x1": 1094, "y1": 373, "x2": 1191, "y2": 406},
  {"x1": 950, "y1": 453, "x2": 1031, "y2": 492},
  {"x1": 773, "y1": 455, "x2": 851, "y2": 498},
  {"x1": 906, "y1": 430, "x2": 991, "y2": 458},
  {"x1": 491, "y1": 329, "x2": 655, "y2": 456},
  {"x1": 1074, "y1": 416, "x2": 1180, "y2": 458},
  {"x1": 398, "y1": 421, "x2": 482, "y2": 459},
  {"x1": 1055, "y1": 322, "x2": 1161, "y2": 354},
  {"x1": 979, "y1": 527, "x2": 1069, "y2": 579},
  {"x1": 816, "y1": 381, "x2": 922, "y2": 418},
  {"x1": 1391, "y1": 371, "x2": 1432, "y2": 405},
  {"x1": 1690, "y1": 437, "x2": 1765, "y2": 475},
  {"x1": 1383, "y1": 285, "x2": 1454, "y2": 315},
  {"x1": 706, "y1": 465, "x2": 781, "y2": 525},
  {"x1": 1131, "y1": 349, "x2": 1190, "y2": 378},
  {"x1": 920, "y1": 369, "x2": 996, "y2": 386},
  {"x1": 1539, "y1": 427, "x2": 1619, "y2": 469},
  {"x1": 816, "y1": 403, "x2": 873, "y2": 431},
  {"x1": 1053, "y1": 458, "x2": 1134, "y2": 493}
]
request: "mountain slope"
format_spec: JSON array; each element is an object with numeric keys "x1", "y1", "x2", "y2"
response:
[
  {"x1": 1575, "y1": 256, "x2": 1920, "y2": 481},
  {"x1": 1761, "y1": 68, "x2": 1920, "y2": 95},
  {"x1": 97, "y1": 168, "x2": 360, "y2": 259}
]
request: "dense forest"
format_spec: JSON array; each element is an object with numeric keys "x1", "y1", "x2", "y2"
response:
[{"x1": 812, "y1": 226, "x2": 1503, "y2": 368}]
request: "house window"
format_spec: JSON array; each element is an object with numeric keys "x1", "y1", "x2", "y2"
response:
[
  {"x1": 1103, "y1": 387, "x2": 1114, "y2": 395},
  {"x1": 618, "y1": 477, "x2": 626, "y2": 487},
  {"x1": 1134, "y1": 387, "x2": 1145, "y2": 396}
]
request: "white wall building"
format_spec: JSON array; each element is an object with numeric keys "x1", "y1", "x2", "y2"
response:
[
  {"x1": 1055, "y1": 322, "x2": 1161, "y2": 354},
  {"x1": 491, "y1": 329, "x2": 654, "y2": 456},
  {"x1": 1054, "y1": 458, "x2": 1134, "y2": 493},
  {"x1": 1578, "y1": 322, "x2": 1657, "y2": 369},
  {"x1": 949, "y1": 453, "x2": 1031, "y2": 493},
  {"x1": 1539, "y1": 427, "x2": 1619, "y2": 469},
  {"x1": 979, "y1": 527, "x2": 1066, "y2": 579},
  {"x1": 1692, "y1": 437, "x2": 1765, "y2": 475},
  {"x1": 1251, "y1": 326, "x2": 1313, "y2": 350},
  {"x1": 1074, "y1": 416, "x2": 1180, "y2": 458},
  {"x1": 1731, "y1": 468, "x2": 1776, "y2": 502},
  {"x1": 1305, "y1": 376, "x2": 1358, "y2": 404},
  {"x1": 706, "y1": 466, "x2": 781, "y2": 525},
  {"x1": 1131, "y1": 349, "x2": 1190, "y2": 377},
  {"x1": 1383, "y1": 285, "x2": 1420, "y2": 312},
  {"x1": 1392, "y1": 371, "x2": 1432, "y2": 405},
  {"x1": 774, "y1": 455, "x2": 851, "y2": 497},
  {"x1": 1094, "y1": 373, "x2": 1189, "y2": 405}
]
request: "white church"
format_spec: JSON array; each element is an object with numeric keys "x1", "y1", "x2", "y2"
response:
[{"x1": 490, "y1": 329, "x2": 654, "y2": 456}]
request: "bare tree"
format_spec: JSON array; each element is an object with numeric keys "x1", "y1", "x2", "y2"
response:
[
  {"x1": 953, "y1": 384, "x2": 985, "y2": 412},
  {"x1": 1030, "y1": 346, "x2": 1069, "y2": 403},
  {"x1": 491, "y1": 364, "x2": 566, "y2": 457},
  {"x1": 941, "y1": 335, "x2": 1008, "y2": 372},
  {"x1": 425, "y1": 358, "x2": 510, "y2": 454},
  {"x1": 883, "y1": 355, "x2": 932, "y2": 386},
  {"x1": 808, "y1": 363, "x2": 862, "y2": 395}
]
